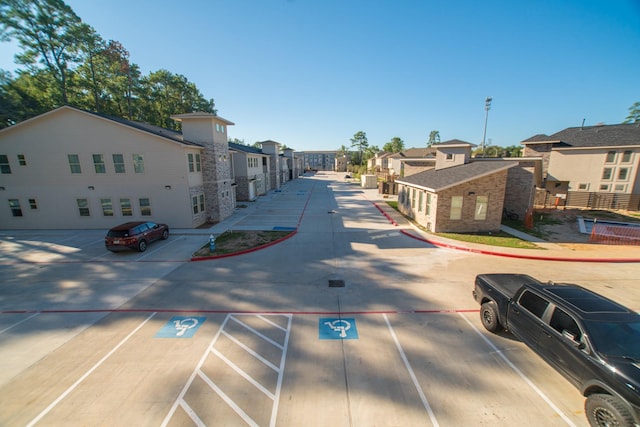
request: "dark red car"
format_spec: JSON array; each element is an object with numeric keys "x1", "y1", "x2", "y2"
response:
[{"x1": 105, "y1": 221, "x2": 169, "y2": 252}]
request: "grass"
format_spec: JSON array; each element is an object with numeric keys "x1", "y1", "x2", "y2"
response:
[
  {"x1": 192, "y1": 230, "x2": 293, "y2": 258},
  {"x1": 385, "y1": 201, "x2": 541, "y2": 249}
]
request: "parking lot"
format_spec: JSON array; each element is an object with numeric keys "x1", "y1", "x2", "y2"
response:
[{"x1": 1, "y1": 173, "x2": 639, "y2": 426}]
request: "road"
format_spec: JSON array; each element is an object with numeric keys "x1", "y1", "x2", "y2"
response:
[{"x1": 1, "y1": 172, "x2": 639, "y2": 426}]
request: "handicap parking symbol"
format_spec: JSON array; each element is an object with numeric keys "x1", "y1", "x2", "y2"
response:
[
  {"x1": 155, "y1": 316, "x2": 206, "y2": 338},
  {"x1": 319, "y1": 318, "x2": 359, "y2": 340}
]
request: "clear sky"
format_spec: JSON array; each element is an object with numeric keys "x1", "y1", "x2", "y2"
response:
[{"x1": 2, "y1": 0, "x2": 639, "y2": 151}]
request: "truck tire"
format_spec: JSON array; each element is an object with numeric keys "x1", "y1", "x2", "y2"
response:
[
  {"x1": 480, "y1": 301, "x2": 501, "y2": 332},
  {"x1": 585, "y1": 394, "x2": 634, "y2": 427}
]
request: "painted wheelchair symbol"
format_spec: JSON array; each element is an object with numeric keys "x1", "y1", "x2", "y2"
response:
[
  {"x1": 324, "y1": 319, "x2": 352, "y2": 338},
  {"x1": 173, "y1": 317, "x2": 199, "y2": 337}
]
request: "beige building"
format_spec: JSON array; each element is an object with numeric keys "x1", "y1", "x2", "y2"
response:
[
  {"x1": 0, "y1": 106, "x2": 235, "y2": 229},
  {"x1": 522, "y1": 123, "x2": 640, "y2": 210}
]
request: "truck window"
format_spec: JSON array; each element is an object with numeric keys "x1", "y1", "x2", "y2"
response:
[
  {"x1": 549, "y1": 308, "x2": 581, "y2": 341},
  {"x1": 518, "y1": 291, "x2": 549, "y2": 319}
]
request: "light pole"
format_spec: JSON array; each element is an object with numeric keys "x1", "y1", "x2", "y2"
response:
[{"x1": 481, "y1": 96, "x2": 492, "y2": 156}]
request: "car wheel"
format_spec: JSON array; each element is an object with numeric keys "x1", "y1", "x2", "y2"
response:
[
  {"x1": 585, "y1": 394, "x2": 634, "y2": 427},
  {"x1": 138, "y1": 240, "x2": 147, "y2": 252},
  {"x1": 480, "y1": 301, "x2": 501, "y2": 332},
  {"x1": 161, "y1": 229, "x2": 169, "y2": 240}
]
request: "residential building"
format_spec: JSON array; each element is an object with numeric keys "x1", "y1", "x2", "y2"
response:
[
  {"x1": 395, "y1": 140, "x2": 537, "y2": 233},
  {"x1": 0, "y1": 106, "x2": 293, "y2": 230},
  {"x1": 522, "y1": 123, "x2": 640, "y2": 210},
  {"x1": 228, "y1": 142, "x2": 271, "y2": 201},
  {"x1": 299, "y1": 150, "x2": 337, "y2": 171}
]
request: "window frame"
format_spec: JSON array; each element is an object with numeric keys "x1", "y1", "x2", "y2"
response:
[
  {"x1": 112, "y1": 154, "x2": 126, "y2": 173},
  {"x1": 93, "y1": 154, "x2": 106, "y2": 174},
  {"x1": 474, "y1": 195, "x2": 488, "y2": 220},
  {"x1": 450, "y1": 195, "x2": 463, "y2": 220},
  {"x1": 68, "y1": 154, "x2": 82, "y2": 174}
]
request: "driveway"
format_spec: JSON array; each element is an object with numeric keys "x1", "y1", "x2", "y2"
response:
[{"x1": 1, "y1": 172, "x2": 639, "y2": 426}]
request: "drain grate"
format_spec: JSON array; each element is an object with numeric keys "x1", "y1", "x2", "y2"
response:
[{"x1": 328, "y1": 280, "x2": 345, "y2": 288}]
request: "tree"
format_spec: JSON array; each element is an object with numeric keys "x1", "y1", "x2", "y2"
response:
[
  {"x1": 0, "y1": 0, "x2": 85, "y2": 104},
  {"x1": 383, "y1": 137, "x2": 404, "y2": 153},
  {"x1": 427, "y1": 130, "x2": 440, "y2": 147},
  {"x1": 350, "y1": 131, "x2": 368, "y2": 166},
  {"x1": 623, "y1": 101, "x2": 640, "y2": 124}
]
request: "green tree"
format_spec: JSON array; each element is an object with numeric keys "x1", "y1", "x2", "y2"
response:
[
  {"x1": 350, "y1": 131, "x2": 368, "y2": 166},
  {"x1": 383, "y1": 137, "x2": 404, "y2": 153},
  {"x1": 0, "y1": 0, "x2": 85, "y2": 104},
  {"x1": 427, "y1": 130, "x2": 440, "y2": 147},
  {"x1": 623, "y1": 101, "x2": 640, "y2": 123}
]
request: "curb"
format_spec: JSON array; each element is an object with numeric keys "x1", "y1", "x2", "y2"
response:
[
  {"x1": 190, "y1": 230, "x2": 297, "y2": 261},
  {"x1": 373, "y1": 202, "x2": 640, "y2": 263}
]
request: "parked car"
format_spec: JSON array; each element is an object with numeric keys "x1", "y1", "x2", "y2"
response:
[
  {"x1": 105, "y1": 221, "x2": 169, "y2": 252},
  {"x1": 473, "y1": 273, "x2": 640, "y2": 427}
]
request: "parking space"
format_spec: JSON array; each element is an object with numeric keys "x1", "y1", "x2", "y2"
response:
[{"x1": 0, "y1": 174, "x2": 638, "y2": 426}]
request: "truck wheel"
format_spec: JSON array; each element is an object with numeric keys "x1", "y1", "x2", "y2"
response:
[
  {"x1": 480, "y1": 301, "x2": 501, "y2": 332},
  {"x1": 585, "y1": 394, "x2": 634, "y2": 427}
]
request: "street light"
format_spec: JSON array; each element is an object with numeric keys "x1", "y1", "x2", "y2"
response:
[{"x1": 481, "y1": 96, "x2": 492, "y2": 156}]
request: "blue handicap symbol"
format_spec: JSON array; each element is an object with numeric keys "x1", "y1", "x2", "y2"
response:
[
  {"x1": 155, "y1": 316, "x2": 206, "y2": 338},
  {"x1": 319, "y1": 318, "x2": 358, "y2": 340}
]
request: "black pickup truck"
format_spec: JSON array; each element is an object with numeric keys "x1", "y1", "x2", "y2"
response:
[{"x1": 473, "y1": 273, "x2": 640, "y2": 427}]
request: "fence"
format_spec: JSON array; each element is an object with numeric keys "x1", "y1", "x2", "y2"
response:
[
  {"x1": 589, "y1": 222, "x2": 640, "y2": 245},
  {"x1": 535, "y1": 190, "x2": 640, "y2": 211}
]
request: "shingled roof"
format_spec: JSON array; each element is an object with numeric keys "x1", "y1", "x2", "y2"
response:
[
  {"x1": 522, "y1": 123, "x2": 640, "y2": 147},
  {"x1": 396, "y1": 160, "x2": 517, "y2": 192}
]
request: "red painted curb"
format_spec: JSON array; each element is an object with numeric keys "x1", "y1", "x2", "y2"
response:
[{"x1": 372, "y1": 202, "x2": 640, "y2": 263}]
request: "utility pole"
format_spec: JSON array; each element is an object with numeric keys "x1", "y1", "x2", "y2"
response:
[{"x1": 481, "y1": 96, "x2": 492, "y2": 156}]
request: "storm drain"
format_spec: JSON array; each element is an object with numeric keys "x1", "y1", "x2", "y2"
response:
[{"x1": 328, "y1": 279, "x2": 345, "y2": 288}]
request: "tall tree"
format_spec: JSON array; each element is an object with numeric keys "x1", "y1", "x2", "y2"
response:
[
  {"x1": 383, "y1": 137, "x2": 404, "y2": 153},
  {"x1": 623, "y1": 101, "x2": 640, "y2": 124},
  {"x1": 0, "y1": 0, "x2": 85, "y2": 104},
  {"x1": 350, "y1": 131, "x2": 368, "y2": 166},
  {"x1": 427, "y1": 130, "x2": 440, "y2": 147}
]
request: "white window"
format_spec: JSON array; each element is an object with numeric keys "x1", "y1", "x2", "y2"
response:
[
  {"x1": 139, "y1": 198, "x2": 151, "y2": 216},
  {"x1": 605, "y1": 151, "x2": 616, "y2": 163},
  {"x1": 618, "y1": 168, "x2": 629, "y2": 181},
  {"x1": 578, "y1": 183, "x2": 589, "y2": 190},
  {"x1": 622, "y1": 150, "x2": 633, "y2": 163},
  {"x1": 133, "y1": 154, "x2": 145, "y2": 173},
  {"x1": 602, "y1": 168, "x2": 613, "y2": 180},
  {"x1": 450, "y1": 196, "x2": 463, "y2": 220},
  {"x1": 77, "y1": 199, "x2": 90, "y2": 216},
  {"x1": 93, "y1": 154, "x2": 106, "y2": 173},
  {"x1": 68, "y1": 154, "x2": 81, "y2": 174},
  {"x1": 101, "y1": 198, "x2": 113, "y2": 216},
  {"x1": 474, "y1": 196, "x2": 488, "y2": 220},
  {"x1": 113, "y1": 154, "x2": 125, "y2": 173}
]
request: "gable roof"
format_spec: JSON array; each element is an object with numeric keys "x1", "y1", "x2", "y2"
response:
[
  {"x1": 432, "y1": 139, "x2": 476, "y2": 147},
  {"x1": 396, "y1": 160, "x2": 517, "y2": 192},
  {"x1": 521, "y1": 123, "x2": 640, "y2": 148},
  {"x1": 0, "y1": 105, "x2": 205, "y2": 148},
  {"x1": 391, "y1": 147, "x2": 436, "y2": 158},
  {"x1": 228, "y1": 141, "x2": 267, "y2": 155}
]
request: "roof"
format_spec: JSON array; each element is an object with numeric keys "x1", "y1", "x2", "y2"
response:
[
  {"x1": 391, "y1": 147, "x2": 436, "y2": 159},
  {"x1": 521, "y1": 123, "x2": 640, "y2": 148},
  {"x1": 228, "y1": 141, "x2": 267, "y2": 155},
  {"x1": 432, "y1": 139, "x2": 476, "y2": 147},
  {"x1": 171, "y1": 112, "x2": 235, "y2": 125},
  {"x1": 396, "y1": 160, "x2": 517, "y2": 192}
]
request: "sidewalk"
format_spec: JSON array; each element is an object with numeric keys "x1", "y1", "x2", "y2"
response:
[{"x1": 370, "y1": 195, "x2": 640, "y2": 263}]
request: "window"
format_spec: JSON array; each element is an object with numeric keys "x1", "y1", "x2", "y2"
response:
[
  {"x1": 113, "y1": 154, "x2": 125, "y2": 173},
  {"x1": 605, "y1": 151, "x2": 616, "y2": 163},
  {"x1": 133, "y1": 154, "x2": 144, "y2": 173},
  {"x1": 199, "y1": 194, "x2": 205, "y2": 212},
  {"x1": 93, "y1": 154, "x2": 106, "y2": 173},
  {"x1": 77, "y1": 198, "x2": 90, "y2": 216},
  {"x1": 446, "y1": 153, "x2": 454, "y2": 160},
  {"x1": 411, "y1": 188, "x2": 416, "y2": 208},
  {"x1": 8, "y1": 199, "x2": 22, "y2": 216},
  {"x1": 195, "y1": 154, "x2": 201, "y2": 171},
  {"x1": 18, "y1": 154, "x2": 26, "y2": 166},
  {"x1": 101, "y1": 198, "x2": 113, "y2": 216},
  {"x1": 139, "y1": 198, "x2": 151, "y2": 216},
  {"x1": 618, "y1": 168, "x2": 629, "y2": 180},
  {"x1": 1, "y1": 155, "x2": 11, "y2": 174},
  {"x1": 518, "y1": 291, "x2": 549, "y2": 319},
  {"x1": 578, "y1": 183, "x2": 589, "y2": 190},
  {"x1": 192, "y1": 196, "x2": 199, "y2": 214},
  {"x1": 120, "y1": 198, "x2": 132, "y2": 216},
  {"x1": 188, "y1": 153, "x2": 195, "y2": 172},
  {"x1": 28, "y1": 198, "x2": 38, "y2": 209},
  {"x1": 622, "y1": 150, "x2": 632, "y2": 163},
  {"x1": 599, "y1": 184, "x2": 610, "y2": 191},
  {"x1": 68, "y1": 154, "x2": 81, "y2": 174},
  {"x1": 614, "y1": 184, "x2": 626, "y2": 192},
  {"x1": 450, "y1": 196, "x2": 463, "y2": 220},
  {"x1": 549, "y1": 308, "x2": 581, "y2": 342},
  {"x1": 418, "y1": 191, "x2": 423, "y2": 212},
  {"x1": 426, "y1": 193, "x2": 432, "y2": 215},
  {"x1": 474, "y1": 196, "x2": 488, "y2": 220},
  {"x1": 601, "y1": 168, "x2": 612, "y2": 180}
]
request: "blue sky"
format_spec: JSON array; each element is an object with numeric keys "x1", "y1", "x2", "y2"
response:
[{"x1": 2, "y1": 0, "x2": 639, "y2": 151}]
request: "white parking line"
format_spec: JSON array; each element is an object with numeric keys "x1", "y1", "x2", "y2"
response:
[
  {"x1": 137, "y1": 236, "x2": 186, "y2": 261},
  {"x1": 459, "y1": 313, "x2": 577, "y2": 427},
  {"x1": 0, "y1": 312, "x2": 40, "y2": 335},
  {"x1": 383, "y1": 313, "x2": 439, "y2": 427},
  {"x1": 26, "y1": 312, "x2": 157, "y2": 427}
]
